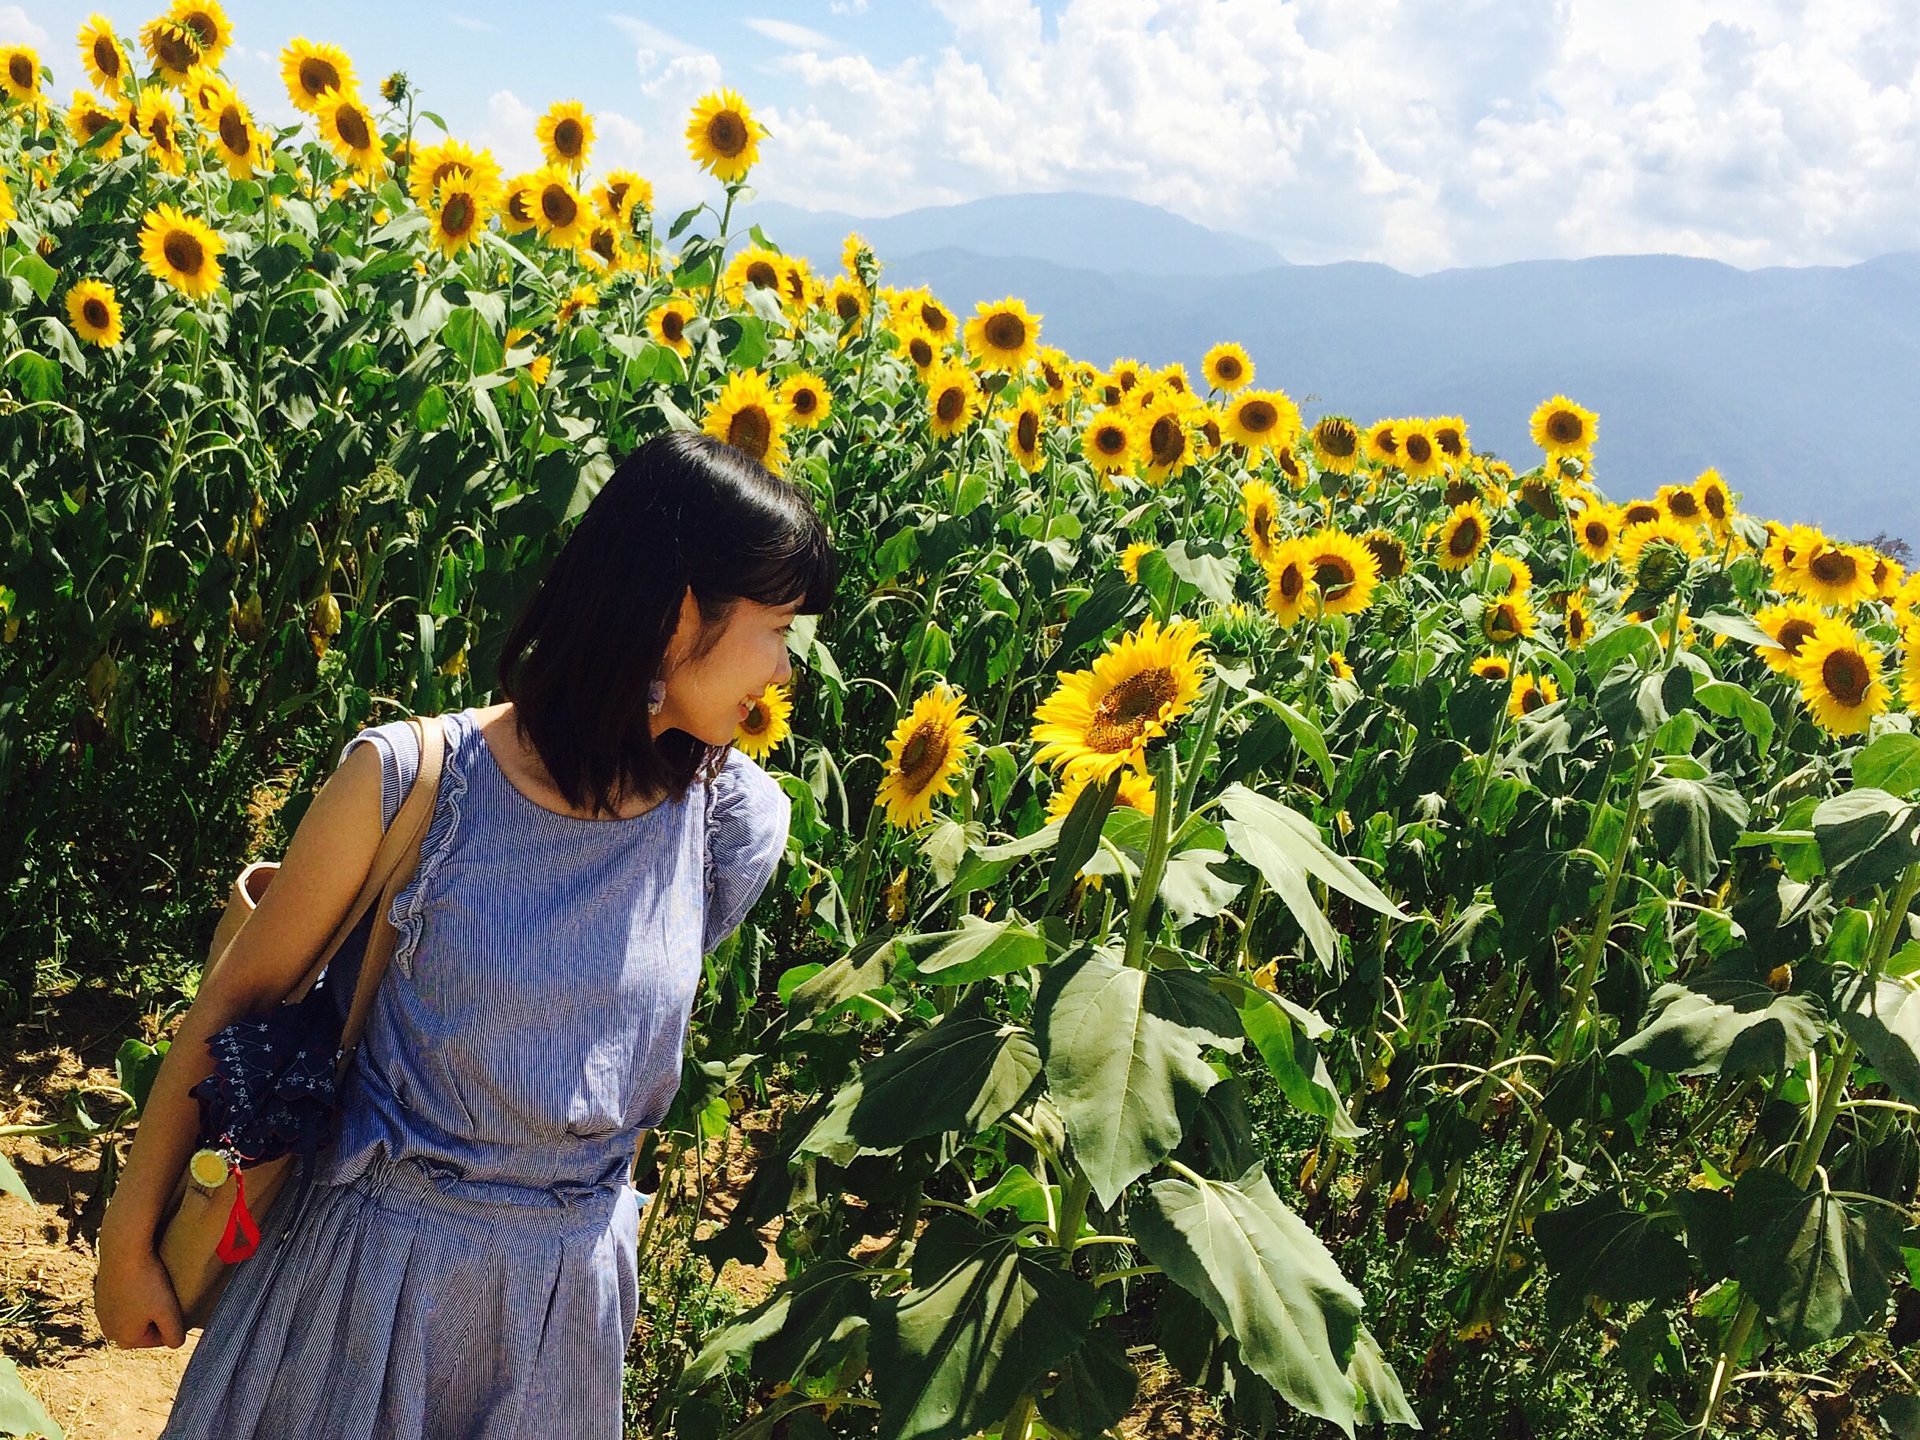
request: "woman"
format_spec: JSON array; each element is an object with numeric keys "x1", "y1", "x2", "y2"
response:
[{"x1": 92, "y1": 430, "x2": 836, "y2": 1438}]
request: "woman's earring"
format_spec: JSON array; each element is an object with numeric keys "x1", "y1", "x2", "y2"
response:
[{"x1": 648, "y1": 678, "x2": 666, "y2": 716}]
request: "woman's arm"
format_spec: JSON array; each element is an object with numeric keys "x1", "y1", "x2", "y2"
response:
[{"x1": 92, "y1": 741, "x2": 388, "y2": 1346}]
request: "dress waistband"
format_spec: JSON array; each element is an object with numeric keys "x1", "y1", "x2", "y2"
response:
[{"x1": 347, "y1": 1146, "x2": 630, "y2": 1225}]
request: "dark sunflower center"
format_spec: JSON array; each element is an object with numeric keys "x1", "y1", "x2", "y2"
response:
[
  {"x1": 909, "y1": 337, "x2": 933, "y2": 367},
  {"x1": 300, "y1": 58, "x2": 340, "y2": 99},
  {"x1": 1117, "y1": 370, "x2": 1139, "y2": 393},
  {"x1": 707, "y1": 111, "x2": 749, "y2": 157},
  {"x1": 93, "y1": 36, "x2": 121, "y2": 79},
  {"x1": 1280, "y1": 565, "x2": 1305, "y2": 600},
  {"x1": 1778, "y1": 619, "x2": 1816, "y2": 655},
  {"x1": 1085, "y1": 670, "x2": 1177, "y2": 753},
  {"x1": 1445, "y1": 478, "x2": 1479, "y2": 508},
  {"x1": 154, "y1": 27, "x2": 197, "y2": 72},
  {"x1": 163, "y1": 229, "x2": 205, "y2": 275},
  {"x1": 898, "y1": 725, "x2": 950, "y2": 789},
  {"x1": 791, "y1": 387, "x2": 819, "y2": 416},
  {"x1": 1489, "y1": 604, "x2": 1520, "y2": 639},
  {"x1": 554, "y1": 118, "x2": 583, "y2": 156},
  {"x1": 1095, "y1": 425, "x2": 1127, "y2": 456},
  {"x1": 1314, "y1": 557, "x2": 1355, "y2": 597},
  {"x1": 1366, "y1": 536, "x2": 1406, "y2": 579},
  {"x1": 219, "y1": 108, "x2": 248, "y2": 155},
  {"x1": 660, "y1": 310, "x2": 685, "y2": 342},
  {"x1": 1149, "y1": 417, "x2": 1184, "y2": 467},
  {"x1": 1520, "y1": 683, "x2": 1545, "y2": 714},
  {"x1": 1215, "y1": 355, "x2": 1242, "y2": 381},
  {"x1": 8, "y1": 53, "x2": 33, "y2": 89},
  {"x1": 1403, "y1": 434, "x2": 1433, "y2": 465},
  {"x1": 1624, "y1": 504, "x2": 1660, "y2": 527},
  {"x1": 82, "y1": 297, "x2": 110, "y2": 329},
  {"x1": 1318, "y1": 421, "x2": 1357, "y2": 458},
  {"x1": 1546, "y1": 410, "x2": 1584, "y2": 445},
  {"x1": 1435, "y1": 427, "x2": 1464, "y2": 457},
  {"x1": 178, "y1": 10, "x2": 219, "y2": 48},
  {"x1": 508, "y1": 190, "x2": 533, "y2": 223},
  {"x1": 591, "y1": 229, "x2": 616, "y2": 262},
  {"x1": 1239, "y1": 400, "x2": 1276, "y2": 434},
  {"x1": 1823, "y1": 649, "x2": 1869, "y2": 705},
  {"x1": 936, "y1": 387, "x2": 965, "y2": 424},
  {"x1": 1201, "y1": 419, "x2": 1221, "y2": 448},
  {"x1": 148, "y1": 110, "x2": 174, "y2": 147},
  {"x1": 740, "y1": 260, "x2": 777, "y2": 290},
  {"x1": 1017, "y1": 411, "x2": 1039, "y2": 451},
  {"x1": 983, "y1": 313, "x2": 1025, "y2": 351},
  {"x1": 727, "y1": 405, "x2": 772, "y2": 459},
  {"x1": 606, "y1": 179, "x2": 629, "y2": 210},
  {"x1": 835, "y1": 292, "x2": 862, "y2": 321},
  {"x1": 80, "y1": 110, "x2": 112, "y2": 139},
  {"x1": 1810, "y1": 549, "x2": 1857, "y2": 586},
  {"x1": 336, "y1": 103, "x2": 371, "y2": 151},
  {"x1": 1668, "y1": 491, "x2": 1700, "y2": 518},
  {"x1": 1251, "y1": 508, "x2": 1273, "y2": 546},
  {"x1": 442, "y1": 193, "x2": 475, "y2": 235},
  {"x1": 541, "y1": 186, "x2": 577, "y2": 226},
  {"x1": 1583, "y1": 520, "x2": 1610, "y2": 546},
  {"x1": 1569, "y1": 608, "x2": 1588, "y2": 640},
  {"x1": 1448, "y1": 517, "x2": 1482, "y2": 558},
  {"x1": 1704, "y1": 488, "x2": 1727, "y2": 519},
  {"x1": 1372, "y1": 428, "x2": 1398, "y2": 455},
  {"x1": 920, "y1": 303, "x2": 949, "y2": 333},
  {"x1": 1277, "y1": 448, "x2": 1301, "y2": 479},
  {"x1": 743, "y1": 703, "x2": 768, "y2": 734}
]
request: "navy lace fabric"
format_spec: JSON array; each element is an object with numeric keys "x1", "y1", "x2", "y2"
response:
[{"x1": 188, "y1": 903, "x2": 376, "y2": 1167}]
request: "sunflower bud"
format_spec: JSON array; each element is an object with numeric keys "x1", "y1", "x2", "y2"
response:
[
  {"x1": 85, "y1": 651, "x2": 118, "y2": 707},
  {"x1": 1632, "y1": 538, "x2": 1691, "y2": 605},
  {"x1": 380, "y1": 71, "x2": 410, "y2": 104},
  {"x1": 1374, "y1": 590, "x2": 1415, "y2": 641},
  {"x1": 363, "y1": 463, "x2": 404, "y2": 504},
  {"x1": 312, "y1": 592, "x2": 341, "y2": 638}
]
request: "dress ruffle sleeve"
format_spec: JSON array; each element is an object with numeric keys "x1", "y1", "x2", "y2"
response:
[{"x1": 703, "y1": 750, "x2": 790, "y2": 954}]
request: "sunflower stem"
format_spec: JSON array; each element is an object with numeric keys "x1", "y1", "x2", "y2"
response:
[
  {"x1": 1173, "y1": 671, "x2": 1228, "y2": 833},
  {"x1": 1124, "y1": 744, "x2": 1181, "y2": 969}
]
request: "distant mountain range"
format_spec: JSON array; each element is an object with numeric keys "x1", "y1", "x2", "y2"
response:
[{"x1": 736, "y1": 193, "x2": 1919, "y2": 545}]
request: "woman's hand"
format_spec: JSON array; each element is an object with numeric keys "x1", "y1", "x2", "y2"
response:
[{"x1": 92, "y1": 1239, "x2": 187, "y2": 1349}]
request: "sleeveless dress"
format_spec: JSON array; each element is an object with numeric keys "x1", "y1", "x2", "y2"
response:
[{"x1": 159, "y1": 708, "x2": 790, "y2": 1440}]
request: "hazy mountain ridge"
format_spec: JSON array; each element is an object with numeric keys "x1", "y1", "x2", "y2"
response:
[{"x1": 740, "y1": 195, "x2": 1919, "y2": 542}]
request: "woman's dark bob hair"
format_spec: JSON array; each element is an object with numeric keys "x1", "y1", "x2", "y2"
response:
[{"x1": 495, "y1": 430, "x2": 836, "y2": 818}]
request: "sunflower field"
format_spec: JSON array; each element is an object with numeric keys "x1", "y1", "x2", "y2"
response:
[{"x1": 9, "y1": 8, "x2": 1920, "y2": 1440}]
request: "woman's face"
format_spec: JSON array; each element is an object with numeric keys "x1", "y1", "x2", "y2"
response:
[{"x1": 657, "y1": 588, "x2": 799, "y2": 746}]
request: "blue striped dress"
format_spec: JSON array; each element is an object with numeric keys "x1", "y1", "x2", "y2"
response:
[{"x1": 159, "y1": 707, "x2": 790, "y2": 1439}]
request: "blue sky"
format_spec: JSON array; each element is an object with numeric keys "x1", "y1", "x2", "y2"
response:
[{"x1": 10, "y1": 1, "x2": 1918, "y2": 273}]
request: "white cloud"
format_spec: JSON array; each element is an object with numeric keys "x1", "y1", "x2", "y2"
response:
[
  {"x1": 732, "y1": 0, "x2": 1920, "y2": 271},
  {"x1": 0, "y1": 5, "x2": 47, "y2": 46},
  {"x1": 744, "y1": 18, "x2": 839, "y2": 51},
  {"x1": 829, "y1": 0, "x2": 869, "y2": 13},
  {"x1": 445, "y1": 12, "x2": 498, "y2": 34}
]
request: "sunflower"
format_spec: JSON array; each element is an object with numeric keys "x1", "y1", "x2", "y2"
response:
[
  {"x1": 591, "y1": 169, "x2": 650, "y2": 227},
  {"x1": 1241, "y1": 479, "x2": 1283, "y2": 567},
  {"x1": 1794, "y1": 618, "x2": 1890, "y2": 737},
  {"x1": 1120, "y1": 540, "x2": 1155, "y2": 585},
  {"x1": 1301, "y1": 529, "x2": 1379, "y2": 617},
  {"x1": 963, "y1": 295, "x2": 1040, "y2": 372},
  {"x1": 318, "y1": 89, "x2": 384, "y2": 175},
  {"x1": 1398, "y1": 420, "x2": 1445, "y2": 480},
  {"x1": 1031, "y1": 617, "x2": 1208, "y2": 786},
  {"x1": 135, "y1": 89, "x2": 186, "y2": 175},
  {"x1": 1221, "y1": 389, "x2": 1301, "y2": 453},
  {"x1": 895, "y1": 323, "x2": 941, "y2": 376},
  {"x1": 1327, "y1": 651, "x2": 1355, "y2": 683},
  {"x1": 1763, "y1": 522, "x2": 1819, "y2": 588},
  {"x1": 1472, "y1": 655, "x2": 1512, "y2": 681},
  {"x1": 1005, "y1": 393, "x2": 1047, "y2": 472},
  {"x1": 202, "y1": 89, "x2": 262, "y2": 180},
  {"x1": 925, "y1": 360, "x2": 981, "y2": 441},
  {"x1": 842, "y1": 230, "x2": 875, "y2": 282},
  {"x1": 734, "y1": 684, "x2": 792, "y2": 760},
  {"x1": 536, "y1": 99, "x2": 593, "y2": 170},
  {"x1": 1047, "y1": 766, "x2": 1156, "y2": 823},
  {"x1": 638, "y1": 299, "x2": 694, "y2": 361},
  {"x1": 1108, "y1": 357, "x2": 1146, "y2": 396},
  {"x1": 280, "y1": 38, "x2": 355, "y2": 115},
  {"x1": 905, "y1": 290, "x2": 956, "y2": 341},
  {"x1": 1656, "y1": 482, "x2": 1707, "y2": 527},
  {"x1": 1482, "y1": 593, "x2": 1537, "y2": 646},
  {"x1": 528, "y1": 167, "x2": 588, "y2": 248},
  {"x1": 1431, "y1": 416, "x2": 1471, "y2": 463},
  {"x1": 138, "y1": 203, "x2": 223, "y2": 300},
  {"x1": 163, "y1": 1, "x2": 230, "y2": 71},
  {"x1": 0, "y1": 177, "x2": 12, "y2": 233},
  {"x1": 1364, "y1": 419, "x2": 1400, "y2": 466},
  {"x1": 1202, "y1": 341, "x2": 1254, "y2": 392},
  {"x1": 498, "y1": 173, "x2": 540, "y2": 235},
  {"x1": 1138, "y1": 402, "x2": 1194, "y2": 485},
  {"x1": 701, "y1": 368, "x2": 792, "y2": 474},
  {"x1": 1263, "y1": 540, "x2": 1318, "y2": 628},
  {"x1": 1695, "y1": 469, "x2": 1735, "y2": 536},
  {"x1": 65, "y1": 279, "x2": 123, "y2": 347},
  {"x1": 419, "y1": 170, "x2": 489, "y2": 258},
  {"x1": 406, "y1": 138, "x2": 503, "y2": 211},
  {"x1": 1508, "y1": 672, "x2": 1560, "y2": 719},
  {"x1": 1434, "y1": 500, "x2": 1490, "y2": 572},
  {"x1": 778, "y1": 256, "x2": 815, "y2": 314},
  {"x1": 67, "y1": 90, "x2": 128, "y2": 158},
  {"x1": 1362, "y1": 530, "x2": 1408, "y2": 581},
  {"x1": 1792, "y1": 541, "x2": 1877, "y2": 609},
  {"x1": 137, "y1": 19, "x2": 197, "y2": 87},
  {"x1": 78, "y1": 16, "x2": 128, "y2": 94},
  {"x1": 1158, "y1": 362, "x2": 1194, "y2": 396},
  {"x1": 779, "y1": 372, "x2": 831, "y2": 428},
  {"x1": 1077, "y1": 407, "x2": 1136, "y2": 476},
  {"x1": 1616, "y1": 515, "x2": 1705, "y2": 574},
  {"x1": 722, "y1": 245, "x2": 786, "y2": 308},
  {"x1": 1871, "y1": 552, "x2": 1906, "y2": 601},
  {"x1": 1572, "y1": 504, "x2": 1619, "y2": 563},
  {"x1": 1530, "y1": 394, "x2": 1597, "y2": 457},
  {"x1": 823, "y1": 277, "x2": 870, "y2": 330},
  {"x1": 1309, "y1": 415, "x2": 1361, "y2": 475},
  {"x1": 1488, "y1": 549, "x2": 1532, "y2": 596},
  {"x1": 1561, "y1": 590, "x2": 1593, "y2": 650},
  {"x1": 686, "y1": 88, "x2": 763, "y2": 182},
  {"x1": 580, "y1": 221, "x2": 627, "y2": 273},
  {"x1": 1753, "y1": 600, "x2": 1825, "y2": 676},
  {"x1": 879, "y1": 686, "x2": 977, "y2": 829}
]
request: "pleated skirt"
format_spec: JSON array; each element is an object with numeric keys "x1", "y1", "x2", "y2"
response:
[{"x1": 158, "y1": 1148, "x2": 642, "y2": 1439}]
